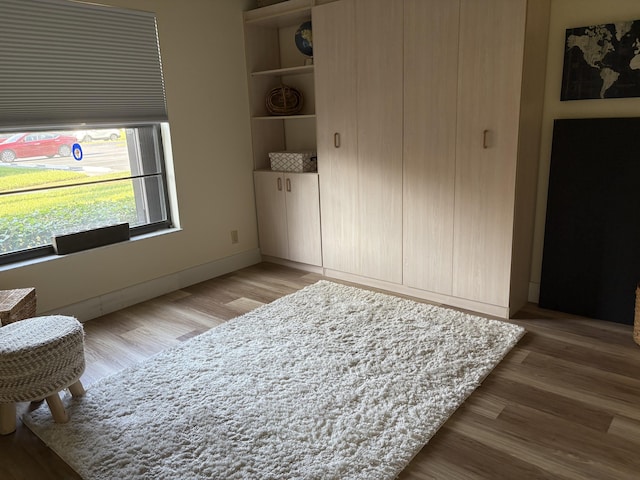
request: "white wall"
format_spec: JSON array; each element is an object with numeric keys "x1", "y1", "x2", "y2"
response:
[
  {"x1": 530, "y1": 0, "x2": 640, "y2": 299},
  {"x1": 0, "y1": 0, "x2": 259, "y2": 316}
]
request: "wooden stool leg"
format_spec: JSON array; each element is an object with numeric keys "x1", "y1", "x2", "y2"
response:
[
  {"x1": 0, "y1": 403, "x2": 16, "y2": 435},
  {"x1": 68, "y1": 380, "x2": 85, "y2": 397},
  {"x1": 45, "y1": 393, "x2": 69, "y2": 424}
]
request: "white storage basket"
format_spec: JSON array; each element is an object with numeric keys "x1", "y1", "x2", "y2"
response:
[{"x1": 269, "y1": 151, "x2": 317, "y2": 172}]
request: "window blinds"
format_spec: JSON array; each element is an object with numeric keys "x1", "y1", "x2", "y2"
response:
[{"x1": 0, "y1": 0, "x2": 167, "y2": 129}]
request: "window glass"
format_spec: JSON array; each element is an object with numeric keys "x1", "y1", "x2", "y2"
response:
[{"x1": 0, "y1": 126, "x2": 170, "y2": 262}]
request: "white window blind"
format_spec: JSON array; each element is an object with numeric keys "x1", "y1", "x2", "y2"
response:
[{"x1": 0, "y1": 0, "x2": 167, "y2": 129}]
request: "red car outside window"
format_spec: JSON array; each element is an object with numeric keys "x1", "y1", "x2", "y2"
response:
[{"x1": 0, "y1": 132, "x2": 76, "y2": 163}]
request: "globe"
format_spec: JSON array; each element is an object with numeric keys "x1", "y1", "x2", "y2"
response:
[{"x1": 295, "y1": 21, "x2": 313, "y2": 57}]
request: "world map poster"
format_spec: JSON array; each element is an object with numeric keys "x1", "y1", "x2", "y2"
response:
[{"x1": 561, "y1": 20, "x2": 640, "y2": 100}]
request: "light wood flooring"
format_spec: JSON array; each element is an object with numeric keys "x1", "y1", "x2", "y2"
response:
[{"x1": 1, "y1": 262, "x2": 639, "y2": 479}]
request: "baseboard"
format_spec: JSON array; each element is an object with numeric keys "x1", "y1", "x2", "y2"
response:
[
  {"x1": 42, "y1": 248, "x2": 262, "y2": 322},
  {"x1": 323, "y1": 269, "x2": 510, "y2": 319}
]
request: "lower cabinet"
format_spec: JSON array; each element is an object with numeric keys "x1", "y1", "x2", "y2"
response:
[{"x1": 253, "y1": 171, "x2": 322, "y2": 266}]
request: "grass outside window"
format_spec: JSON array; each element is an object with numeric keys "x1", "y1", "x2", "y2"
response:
[{"x1": 0, "y1": 166, "x2": 137, "y2": 254}]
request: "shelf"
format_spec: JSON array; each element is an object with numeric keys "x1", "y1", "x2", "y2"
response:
[
  {"x1": 252, "y1": 65, "x2": 314, "y2": 77},
  {"x1": 253, "y1": 114, "x2": 316, "y2": 120},
  {"x1": 254, "y1": 168, "x2": 318, "y2": 174},
  {"x1": 244, "y1": 0, "x2": 312, "y2": 28}
]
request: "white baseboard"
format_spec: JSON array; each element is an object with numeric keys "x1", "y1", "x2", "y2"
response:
[
  {"x1": 323, "y1": 268, "x2": 510, "y2": 319},
  {"x1": 43, "y1": 249, "x2": 262, "y2": 322}
]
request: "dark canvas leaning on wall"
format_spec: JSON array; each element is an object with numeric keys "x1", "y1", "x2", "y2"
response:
[
  {"x1": 561, "y1": 20, "x2": 640, "y2": 100},
  {"x1": 539, "y1": 118, "x2": 640, "y2": 325}
]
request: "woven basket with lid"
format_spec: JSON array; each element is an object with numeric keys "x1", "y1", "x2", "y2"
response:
[{"x1": 0, "y1": 288, "x2": 36, "y2": 326}]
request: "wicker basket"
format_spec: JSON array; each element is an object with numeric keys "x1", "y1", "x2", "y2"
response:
[
  {"x1": 266, "y1": 85, "x2": 303, "y2": 116},
  {"x1": 0, "y1": 288, "x2": 37, "y2": 326},
  {"x1": 635, "y1": 285, "x2": 640, "y2": 346}
]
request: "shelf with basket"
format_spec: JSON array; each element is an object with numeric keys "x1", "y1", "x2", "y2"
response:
[
  {"x1": 244, "y1": 0, "x2": 316, "y2": 171},
  {"x1": 244, "y1": 0, "x2": 322, "y2": 268}
]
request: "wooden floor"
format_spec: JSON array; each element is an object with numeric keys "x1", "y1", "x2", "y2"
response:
[{"x1": 1, "y1": 262, "x2": 639, "y2": 479}]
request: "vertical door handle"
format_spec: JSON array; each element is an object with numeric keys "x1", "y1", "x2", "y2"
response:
[
  {"x1": 286, "y1": 178, "x2": 292, "y2": 192},
  {"x1": 334, "y1": 132, "x2": 340, "y2": 148},
  {"x1": 483, "y1": 129, "x2": 490, "y2": 149},
  {"x1": 277, "y1": 177, "x2": 282, "y2": 191}
]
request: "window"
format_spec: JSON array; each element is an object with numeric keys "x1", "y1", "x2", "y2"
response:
[
  {"x1": 0, "y1": 0, "x2": 172, "y2": 265},
  {"x1": 0, "y1": 126, "x2": 170, "y2": 263}
]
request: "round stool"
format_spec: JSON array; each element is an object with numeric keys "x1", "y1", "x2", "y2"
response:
[{"x1": 0, "y1": 315, "x2": 86, "y2": 435}]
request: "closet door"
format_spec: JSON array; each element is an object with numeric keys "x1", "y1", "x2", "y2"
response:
[
  {"x1": 285, "y1": 173, "x2": 322, "y2": 266},
  {"x1": 315, "y1": 0, "x2": 403, "y2": 283},
  {"x1": 453, "y1": 0, "x2": 527, "y2": 306},
  {"x1": 403, "y1": 0, "x2": 459, "y2": 294},
  {"x1": 314, "y1": 0, "x2": 359, "y2": 274},
  {"x1": 355, "y1": 0, "x2": 403, "y2": 283},
  {"x1": 254, "y1": 171, "x2": 288, "y2": 259}
]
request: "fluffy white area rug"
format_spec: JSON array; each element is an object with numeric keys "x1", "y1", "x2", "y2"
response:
[{"x1": 24, "y1": 280, "x2": 524, "y2": 480}]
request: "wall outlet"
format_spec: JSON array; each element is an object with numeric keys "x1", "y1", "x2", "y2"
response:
[{"x1": 230, "y1": 230, "x2": 239, "y2": 244}]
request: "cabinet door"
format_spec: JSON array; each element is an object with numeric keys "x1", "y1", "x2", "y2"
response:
[
  {"x1": 285, "y1": 173, "x2": 322, "y2": 266},
  {"x1": 314, "y1": 0, "x2": 359, "y2": 274},
  {"x1": 254, "y1": 171, "x2": 288, "y2": 259},
  {"x1": 355, "y1": 0, "x2": 403, "y2": 283},
  {"x1": 315, "y1": 0, "x2": 403, "y2": 283},
  {"x1": 453, "y1": 0, "x2": 527, "y2": 306},
  {"x1": 403, "y1": 0, "x2": 459, "y2": 294}
]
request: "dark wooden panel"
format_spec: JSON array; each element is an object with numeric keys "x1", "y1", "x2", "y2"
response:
[
  {"x1": 540, "y1": 117, "x2": 640, "y2": 324},
  {"x1": 52, "y1": 223, "x2": 129, "y2": 255}
]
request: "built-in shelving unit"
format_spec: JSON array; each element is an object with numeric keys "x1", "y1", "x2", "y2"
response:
[
  {"x1": 244, "y1": 0, "x2": 323, "y2": 268},
  {"x1": 244, "y1": 0, "x2": 316, "y2": 171}
]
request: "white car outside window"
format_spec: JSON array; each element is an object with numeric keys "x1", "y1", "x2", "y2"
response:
[{"x1": 74, "y1": 129, "x2": 121, "y2": 142}]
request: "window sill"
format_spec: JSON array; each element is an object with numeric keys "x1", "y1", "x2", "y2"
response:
[{"x1": 0, "y1": 227, "x2": 182, "y2": 273}]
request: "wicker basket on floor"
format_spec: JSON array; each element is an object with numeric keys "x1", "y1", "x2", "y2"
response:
[
  {"x1": 635, "y1": 285, "x2": 640, "y2": 346},
  {"x1": 0, "y1": 288, "x2": 36, "y2": 326}
]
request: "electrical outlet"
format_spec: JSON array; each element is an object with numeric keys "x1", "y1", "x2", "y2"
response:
[{"x1": 230, "y1": 230, "x2": 239, "y2": 244}]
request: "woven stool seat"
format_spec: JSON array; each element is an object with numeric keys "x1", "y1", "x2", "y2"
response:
[{"x1": 0, "y1": 315, "x2": 86, "y2": 434}]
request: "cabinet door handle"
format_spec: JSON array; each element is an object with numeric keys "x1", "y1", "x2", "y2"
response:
[
  {"x1": 483, "y1": 129, "x2": 490, "y2": 149},
  {"x1": 286, "y1": 178, "x2": 291, "y2": 192},
  {"x1": 334, "y1": 132, "x2": 340, "y2": 148},
  {"x1": 277, "y1": 177, "x2": 282, "y2": 191}
]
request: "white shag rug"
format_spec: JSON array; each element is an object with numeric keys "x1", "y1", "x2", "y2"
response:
[{"x1": 24, "y1": 280, "x2": 524, "y2": 480}]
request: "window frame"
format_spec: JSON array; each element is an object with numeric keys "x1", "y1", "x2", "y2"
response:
[{"x1": 0, "y1": 123, "x2": 173, "y2": 266}]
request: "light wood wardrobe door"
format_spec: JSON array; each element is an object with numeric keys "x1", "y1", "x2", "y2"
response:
[
  {"x1": 453, "y1": 0, "x2": 527, "y2": 306},
  {"x1": 354, "y1": 0, "x2": 403, "y2": 283},
  {"x1": 316, "y1": 0, "x2": 403, "y2": 283},
  {"x1": 403, "y1": 0, "x2": 459, "y2": 294},
  {"x1": 314, "y1": 0, "x2": 359, "y2": 274}
]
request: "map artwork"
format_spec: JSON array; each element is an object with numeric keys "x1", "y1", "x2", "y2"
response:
[{"x1": 561, "y1": 20, "x2": 640, "y2": 101}]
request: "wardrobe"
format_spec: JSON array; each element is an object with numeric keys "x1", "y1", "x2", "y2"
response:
[{"x1": 314, "y1": 0, "x2": 550, "y2": 317}]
